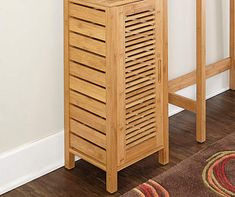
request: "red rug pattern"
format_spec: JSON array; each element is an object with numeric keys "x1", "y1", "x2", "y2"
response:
[
  {"x1": 202, "y1": 151, "x2": 235, "y2": 197},
  {"x1": 132, "y1": 180, "x2": 169, "y2": 197}
]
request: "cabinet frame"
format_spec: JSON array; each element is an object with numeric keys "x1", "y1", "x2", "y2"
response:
[{"x1": 64, "y1": 0, "x2": 169, "y2": 193}]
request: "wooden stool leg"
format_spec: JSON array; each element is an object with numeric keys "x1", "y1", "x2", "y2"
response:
[
  {"x1": 230, "y1": 0, "x2": 235, "y2": 90},
  {"x1": 106, "y1": 170, "x2": 118, "y2": 193},
  {"x1": 65, "y1": 151, "x2": 75, "y2": 169},
  {"x1": 196, "y1": 0, "x2": 206, "y2": 143}
]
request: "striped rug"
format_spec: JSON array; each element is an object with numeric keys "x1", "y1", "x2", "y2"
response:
[{"x1": 123, "y1": 132, "x2": 235, "y2": 197}]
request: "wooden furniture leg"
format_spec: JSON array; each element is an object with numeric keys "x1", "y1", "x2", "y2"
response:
[
  {"x1": 65, "y1": 152, "x2": 75, "y2": 169},
  {"x1": 106, "y1": 169, "x2": 118, "y2": 193},
  {"x1": 196, "y1": 0, "x2": 206, "y2": 143},
  {"x1": 159, "y1": 0, "x2": 169, "y2": 165},
  {"x1": 230, "y1": 0, "x2": 235, "y2": 90}
]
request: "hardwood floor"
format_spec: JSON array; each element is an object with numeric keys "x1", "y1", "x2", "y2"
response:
[{"x1": 3, "y1": 90, "x2": 235, "y2": 197}]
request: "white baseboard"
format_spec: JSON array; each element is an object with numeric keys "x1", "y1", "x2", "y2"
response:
[
  {"x1": 0, "y1": 86, "x2": 230, "y2": 195},
  {"x1": 169, "y1": 86, "x2": 230, "y2": 117},
  {"x1": 0, "y1": 132, "x2": 65, "y2": 195}
]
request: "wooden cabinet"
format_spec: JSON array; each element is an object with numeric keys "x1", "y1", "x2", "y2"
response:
[{"x1": 64, "y1": 0, "x2": 169, "y2": 193}]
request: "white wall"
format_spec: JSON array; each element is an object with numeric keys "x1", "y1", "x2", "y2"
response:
[
  {"x1": 0, "y1": 0, "x2": 231, "y2": 194},
  {"x1": 169, "y1": 0, "x2": 230, "y2": 114},
  {"x1": 0, "y1": 0, "x2": 230, "y2": 152},
  {"x1": 0, "y1": 0, "x2": 64, "y2": 153}
]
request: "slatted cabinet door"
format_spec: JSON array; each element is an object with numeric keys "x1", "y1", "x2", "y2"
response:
[{"x1": 112, "y1": 0, "x2": 165, "y2": 169}]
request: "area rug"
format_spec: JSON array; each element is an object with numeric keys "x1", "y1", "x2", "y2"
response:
[{"x1": 122, "y1": 132, "x2": 235, "y2": 197}]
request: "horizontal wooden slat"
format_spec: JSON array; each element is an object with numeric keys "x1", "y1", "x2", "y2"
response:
[
  {"x1": 126, "y1": 132, "x2": 156, "y2": 149},
  {"x1": 69, "y1": 3, "x2": 106, "y2": 26},
  {"x1": 70, "y1": 61, "x2": 106, "y2": 87},
  {"x1": 126, "y1": 75, "x2": 155, "y2": 88},
  {"x1": 126, "y1": 93, "x2": 156, "y2": 108},
  {"x1": 126, "y1": 89, "x2": 155, "y2": 104},
  {"x1": 169, "y1": 57, "x2": 231, "y2": 92},
  {"x1": 126, "y1": 50, "x2": 155, "y2": 62},
  {"x1": 126, "y1": 80, "x2": 155, "y2": 95},
  {"x1": 126, "y1": 103, "x2": 155, "y2": 119},
  {"x1": 126, "y1": 107, "x2": 155, "y2": 124},
  {"x1": 70, "y1": 90, "x2": 106, "y2": 118},
  {"x1": 126, "y1": 98, "x2": 155, "y2": 114},
  {"x1": 125, "y1": 15, "x2": 155, "y2": 27},
  {"x1": 69, "y1": 0, "x2": 106, "y2": 10},
  {"x1": 126, "y1": 21, "x2": 155, "y2": 32},
  {"x1": 70, "y1": 47, "x2": 105, "y2": 72},
  {"x1": 125, "y1": 11, "x2": 155, "y2": 21},
  {"x1": 126, "y1": 55, "x2": 155, "y2": 68},
  {"x1": 126, "y1": 118, "x2": 155, "y2": 134},
  {"x1": 126, "y1": 83, "x2": 155, "y2": 99},
  {"x1": 70, "y1": 105, "x2": 106, "y2": 134},
  {"x1": 126, "y1": 64, "x2": 155, "y2": 78},
  {"x1": 70, "y1": 148, "x2": 106, "y2": 170},
  {"x1": 126, "y1": 122, "x2": 156, "y2": 139},
  {"x1": 125, "y1": 26, "x2": 155, "y2": 37},
  {"x1": 125, "y1": 30, "x2": 154, "y2": 42},
  {"x1": 126, "y1": 69, "x2": 155, "y2": 83},
  {"x1": 126, "y1": 127, "x2": 156, "y2": 145},
  {"x1": 69, "y1": 17, "x2": 105, "y2": 41},
  {"x1": 70, "y1": 119, "x2": 106, "y2": 148},
  {"x1": 70, "y1": 134, "x2": 106, "y2": 164},
  {"x1": 126, "y1": 112, "x2": 155, "y2": 129},
  {"x1": 169, "y1": 93, "x2": 196, "y2": 112},
  {"x1": 126, "y1": 45, "x2": 155, "y2": 57},
  {"x1": 126, "y1": 40, "x2": 155, "y2": 52},
  {"x1": 70, "y1": 32, "x2": 106, "y2": 56},
  {"x1": 126, "y1": 34, "x2": 154, "y2": 47},
  {"x1": 70, "y1": 76, "x2": 106, "y2": 103}
]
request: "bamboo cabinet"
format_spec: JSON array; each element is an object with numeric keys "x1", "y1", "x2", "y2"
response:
[{"x1": 64, "y1": 0, "x2": 169, "y2": 193}]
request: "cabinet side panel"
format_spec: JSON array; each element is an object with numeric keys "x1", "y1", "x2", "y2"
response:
[
  {"x1": 67, "y1": 1, "x2": 107, "y2": 168},
  {"x1": 65, "y1": 0, "x2": 75, "y2": 169}
]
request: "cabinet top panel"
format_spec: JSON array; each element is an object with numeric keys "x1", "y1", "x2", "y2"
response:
[{"x1": 70, "y1": 0, "x2": 144, "y2": 8}]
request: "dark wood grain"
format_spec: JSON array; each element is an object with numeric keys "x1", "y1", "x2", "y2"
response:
[{"x1": 3, "y1": 90, "x2": 235, "y2": 197}]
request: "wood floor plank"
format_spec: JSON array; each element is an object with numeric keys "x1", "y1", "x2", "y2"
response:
[{"x1": 2, "y1": 90, "x2": 235, "y2": 197}]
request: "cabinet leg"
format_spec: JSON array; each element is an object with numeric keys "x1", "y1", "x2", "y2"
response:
[
  {"x1": 65, "y1": 151, "x2": 75, "y2": 169},
  {"x1": 159, "y1": 146, "x2": 169, "y2": 165},
  {"x1": 106, "y1": 170, "x2": 118, "y2": 193}
]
